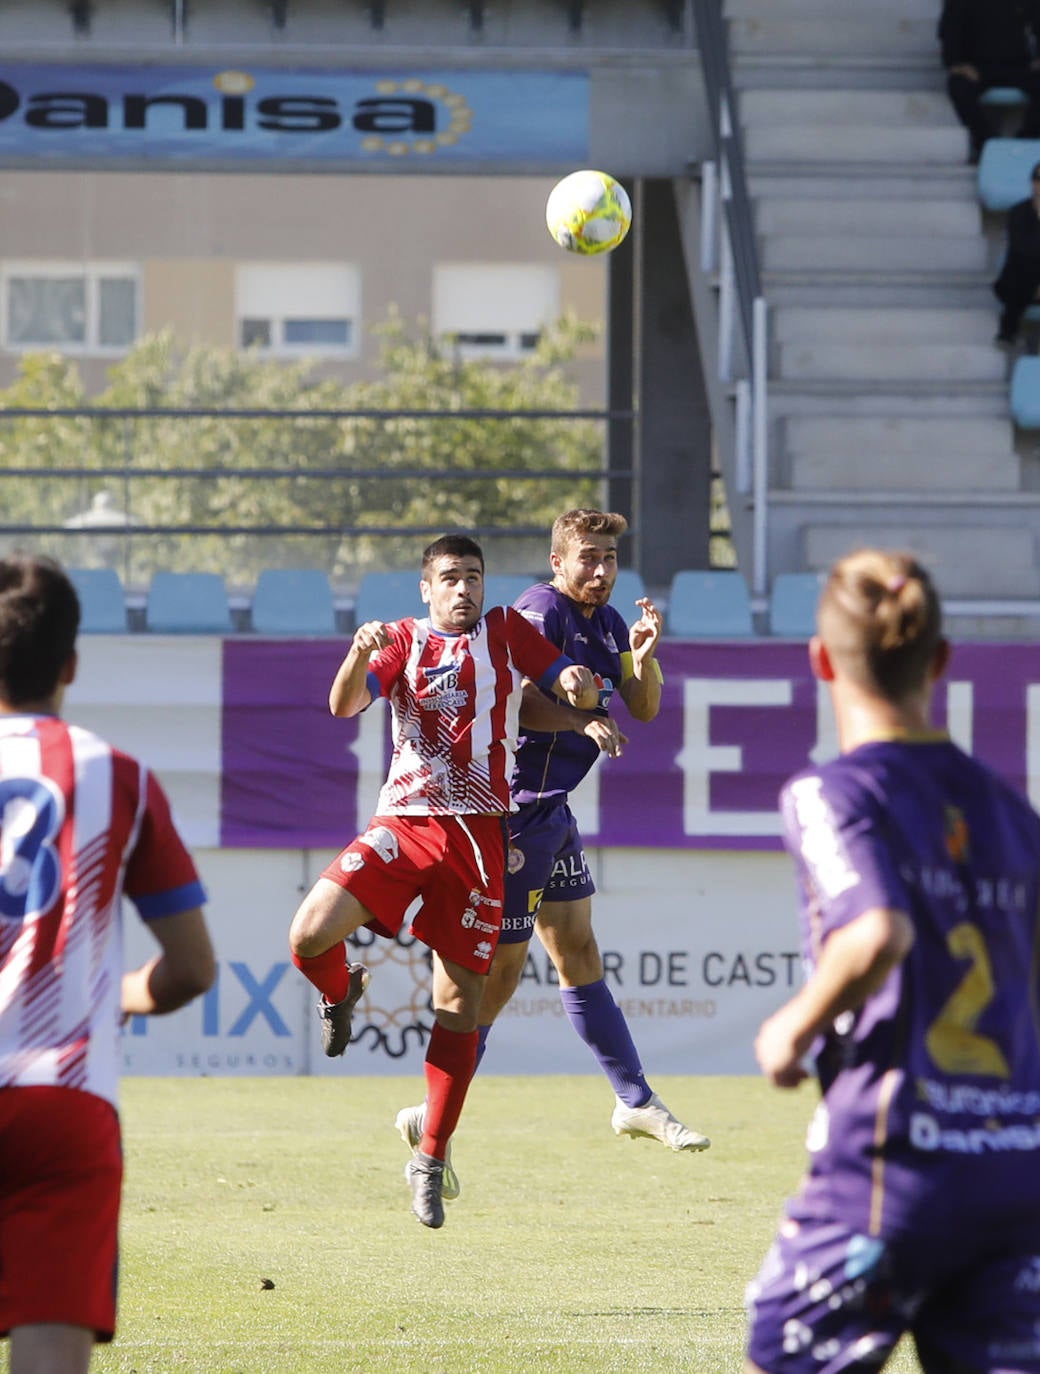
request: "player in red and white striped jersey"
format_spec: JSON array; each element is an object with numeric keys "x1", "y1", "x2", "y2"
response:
[
  {"x1": 289, "y1": 535, "x2": 596, "y2": 1228},
  {"x1": 0, "y1": 555, "x2": 214, "y2": 1374}
]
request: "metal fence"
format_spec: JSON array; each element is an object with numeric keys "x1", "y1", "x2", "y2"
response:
[{"x1": 0, "y1": 404, "x2": 631, "y2": 592}]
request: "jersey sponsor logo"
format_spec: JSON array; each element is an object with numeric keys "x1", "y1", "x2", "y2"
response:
[
  {"x1": 910, "y1": 1110, "x2": 1040, "y2": 1154},
  {"x1": 460, "y1": 906, "x2": 497, "y2": 934},
  {"x1": 339, "y1": 852, "x2": 364, "y2": 873},
  {"x1": 500, "y1": 912, "x2": 536, "y2": 933},
  {"x1": 788, "y1": 777, "x2": 857, "y2": 900},
  {"x1": 549, "y1": 852, "x2": 590, "y2": 885},
  {"x1": 420, "y1": 665, "x2": 468, "y2": 711},
  {"x1": 527, "y1": 886, "x2": 545, "y2": 915},
  {"x1": 358, "y1": 825, "x2": 399, "y2": 864},
  {"x1": 474, "y1": 939, "x2": 493, "y2": 961},
  {"x1": 466, "y1": 888, "x2": 501, "y2": 909},
  {"x1": 507, "y1": 846, "x2": 525, "y2": 874}
]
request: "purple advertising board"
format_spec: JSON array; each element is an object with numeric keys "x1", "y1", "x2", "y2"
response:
[{"x1": 220, "y1": 640, "x2": 1036, "y2": 851}]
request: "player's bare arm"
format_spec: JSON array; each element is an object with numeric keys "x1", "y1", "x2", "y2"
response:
[
  {"x1": 619, "y1": 597, "x2": 663, "y2": 723},
  {"x1": 121, "y1": 908, "x2": 216, "y2": 1016},
  {"x1": 328, "y1": 620, "x2": 389, "y2": 717},
  {"x1": 754, "y1": 906, "x2": 914, "y2": 1088},
  {"x1": 552, "y1": 663, "x2": 599, "y2": 711},
  {"x1": 518, "y1": 679, "x2": 627, "y2": 757}
]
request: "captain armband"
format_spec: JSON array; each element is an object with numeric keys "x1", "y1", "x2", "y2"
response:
[{"x1": 620, "y1": 652, "x2": 663, "y2": 685}]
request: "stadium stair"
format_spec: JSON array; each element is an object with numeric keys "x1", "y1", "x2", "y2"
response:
[{"x1": 715, "y1": 0, "x2": 1040, "y2": 635}]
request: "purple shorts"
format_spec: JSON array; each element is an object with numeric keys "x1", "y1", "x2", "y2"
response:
[
  {"x1": 498, "y1": 800, "x2": 596, "y2": 946},
  {"x1": 746, "y1": 1202, "x2": 1040, "y2": 1373}
]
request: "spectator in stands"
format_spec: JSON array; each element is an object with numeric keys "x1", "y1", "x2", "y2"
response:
[
  {"x1": 939, "y1": 0, "x2": 1040, "y2": 163},
  {"x1": 994, "y1": 159, "x2": 1040, "y2": 345}
]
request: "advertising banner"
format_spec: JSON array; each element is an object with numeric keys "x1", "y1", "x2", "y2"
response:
[
  {"x1": 0, "y1": 65, "x2": 589, "y2": 166},
  {"x1": 220, "y1": 639, "x2": 1040, "y2": 852}
]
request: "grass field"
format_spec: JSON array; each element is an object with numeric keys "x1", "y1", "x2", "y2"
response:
[{"x1": 66, "y1": 1075, "x2": 925, "y2": 1374}]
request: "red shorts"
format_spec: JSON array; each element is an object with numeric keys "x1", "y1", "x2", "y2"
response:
[
  {"x1": 322, "y1": 813, "x2": 508, "y2": 972},
  {"x1": 0, "y1": 1085, "x2": 122, "y2": 1342}
]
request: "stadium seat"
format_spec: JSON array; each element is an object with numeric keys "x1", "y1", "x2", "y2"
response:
[
  {"x1": 1011, "y1": 356, "x2": 1040, "y2": 428},
  {"x1": 354, "y1": 569, "x2": 424, "y2": 624},
  {"x1": 767, "y1": 572, "x2": 823, "y2": 638},
  {"x1": 252, "y1": 568, "x2": 337, "y2": 636},
  {"x1": 611, "y1": 568, "x2": 649, "y2": 613},
  {"x1": 665, "y1": 569, "x2": 755, "y2": 638},
  {"x1": 145, "y1": 571, "x2": 233, "y2": 634},
  {"x1": 977, "y1": 138, "x2": 1040, "y2": 211},
  {"x1": 981, "y1": 87, "x2": 1028, "y2": 108},
  {"x1": 68, "y1": 567, "x2": 128, "y2": 633},
  {"x1": 482, "y1": 573, "x2": 534, "y2": 608}
]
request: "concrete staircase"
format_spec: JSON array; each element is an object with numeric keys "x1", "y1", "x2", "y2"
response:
[{"x1": 725, "y1": 0, "x2": 1040, "y2": 630}]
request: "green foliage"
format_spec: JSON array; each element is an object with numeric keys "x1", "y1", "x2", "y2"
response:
[
  {"x1": 0, "y1": 317, "x2": 605, "y2": 588},
  {"x1": 85, "y1": 1076, "x2": 923, "y2": 1374}
]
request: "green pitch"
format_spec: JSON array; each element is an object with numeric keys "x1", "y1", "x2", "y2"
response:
[{"x1": 81, "y1": 1076, "x2": 922, "y2": 1374}]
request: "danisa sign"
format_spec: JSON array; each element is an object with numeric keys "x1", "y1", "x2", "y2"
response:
[
  {"x1": 219, "y1": 639, "x2": 1040, "y2": 851},
  {"x1": 0, "y1": 65, "x2": 589, "y2": 164}
]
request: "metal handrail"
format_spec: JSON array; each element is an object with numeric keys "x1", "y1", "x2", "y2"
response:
[{"x1": 690, "y1": 0, "x2": 770, "y2": 597}]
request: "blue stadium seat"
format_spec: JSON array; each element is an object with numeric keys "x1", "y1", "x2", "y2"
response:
[
  {"x1": 68, "y1": 567, "x2": 127, "y2": 633},
  {"x1": 252, "y1": 569, "x2": 336, "y2": 636},
  {"x1": 665, "y1": 569, "x2": 755, "y2": 638},
  {"x1": 611, "y1": 568, "x2": 649, "y2": 613},
  {"x1": 354, "y1": 569, "x2": 423, "y2": 624},
  {"x1": 145, "y1": 571, "x2": 233, "y2": 634},
  {"x1": 483, "y1": 573, "x2": 534, "y2": 609},
  {"x1": 1011, "y1": 357, "x2": 1040, "y2": 428},
  {"x1": 981, "y1": 87, "x2": 1028, "y2": 108},
  {"x1": 977, "y1": 138, "x2": 1040, "y2": 211},
  {"x1": 768, "y1": 572, "x2": 823, "y2": 638}
]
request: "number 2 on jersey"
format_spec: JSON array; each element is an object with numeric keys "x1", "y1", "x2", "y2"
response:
[{"x1": 925, "y1": 921, "x2": 1011, "y2": 1079}]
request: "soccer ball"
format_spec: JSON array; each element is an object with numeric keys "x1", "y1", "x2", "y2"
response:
[{"x1": 545, "y1": 170, "x2": 632, "y2": 256}]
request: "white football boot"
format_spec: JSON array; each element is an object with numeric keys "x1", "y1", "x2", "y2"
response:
[{"x1": 611, "y1": 1092, "x2": 711, "y2": 1152}]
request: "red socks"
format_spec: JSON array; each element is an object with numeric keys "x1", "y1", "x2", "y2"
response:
[
  {"x1": 420, "y1": 1022, "x2": 479, "y2": 1160},
  {"x1": 290, "y1": 944, "x2": 351, "y2": 1005}
]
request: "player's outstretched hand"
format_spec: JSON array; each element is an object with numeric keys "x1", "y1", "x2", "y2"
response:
[
  {"x1": 353, "y1": 621, "x2": 391, "y2": 655},
  {"x1": 629, "y1": 598, "x2": 663, "y2": 661},
  {"x1": 583, "y1": 716, "x2": 628, "y2": 758}
]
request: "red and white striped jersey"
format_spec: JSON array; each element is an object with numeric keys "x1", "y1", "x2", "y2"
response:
[
  {"x1": 0, "y1": 714, "x2": 206, "y2": 1108},
  {"x1": 365, "y1": 606, "x2": 571, "y2": 815}
]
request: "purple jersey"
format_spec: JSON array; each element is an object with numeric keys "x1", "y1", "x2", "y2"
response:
[
  {"x1": 782, "y1": 734, "x2": 1040, "y2": 1242},
  {"x1": 509, "y1": 582, "x2": 631, "y2": 804}
]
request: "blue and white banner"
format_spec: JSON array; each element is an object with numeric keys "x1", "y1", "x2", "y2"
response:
[{"x1": 0, "y1": 65, "x2": 589, "y2": 165}]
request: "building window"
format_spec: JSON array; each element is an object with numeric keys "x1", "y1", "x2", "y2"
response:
[
  {"x1": 3, "y1": 263, "x2": 139, "y2": 352},
  {"x1": 433, "y1": 264, "x2": 560, "y2": 360},
  {"x1": 235, "y1": 264, "x2": 359, "y2": 358}
]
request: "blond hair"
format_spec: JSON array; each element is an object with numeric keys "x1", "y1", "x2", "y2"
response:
[
  {"x1": 817, "y1": 549, "x2": 942, "y2": 700},
  {"x1": 550, "y1": 509, "x2": 628, "y2": 555}
]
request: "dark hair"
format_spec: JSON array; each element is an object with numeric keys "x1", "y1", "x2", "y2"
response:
[
  {"x1": 550, "y1": 509, "x2": 628, "y2": 554},
  {"x1": 421, "y1": 534, "x2": 485, "y2": 575},
  {"x1": 1031, "y1": 161, "x2": 1040, "y2": 182},
  {"x1": 817, "y1": 548, "x2": 942, "y2": 700},
  {"x1": 0, "y1": 555, "x2": 80, "y2": 706}
]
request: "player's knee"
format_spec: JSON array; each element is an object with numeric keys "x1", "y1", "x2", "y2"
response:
[{"x1": 433, "y1": 1006, "x2": 478, "y2": 1034}]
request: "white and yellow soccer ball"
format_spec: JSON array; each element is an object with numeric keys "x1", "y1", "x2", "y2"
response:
[{"x1": 545, "y1": 169, "x2": 632, "y2": 256}]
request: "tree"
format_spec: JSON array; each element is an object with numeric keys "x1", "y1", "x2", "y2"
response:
[{"x1": 0, "y1": 315, "x2": 606, "y2": 588}]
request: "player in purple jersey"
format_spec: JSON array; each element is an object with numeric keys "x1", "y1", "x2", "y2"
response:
[
  {"x1": 396, "y1": 510, "x2": 708, "y2": 1198},
  {"x1": 746, "y1": 548, "x2": 1040, "y2": 1374}
]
